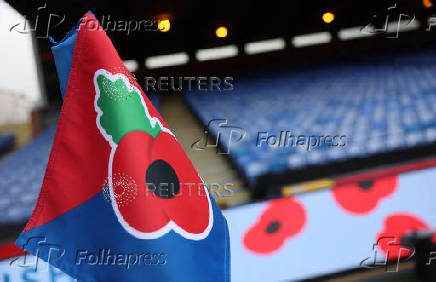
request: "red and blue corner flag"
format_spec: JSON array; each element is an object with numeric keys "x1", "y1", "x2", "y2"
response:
[{"x1": 15, "y1": 12, "x2": 230, "y2": 282}]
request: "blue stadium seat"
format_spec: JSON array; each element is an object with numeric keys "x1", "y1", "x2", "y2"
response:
[
  {"x1": 0, "y1": 134, "x2": 14, "y2": 155},
  {"x1": 146, "y1": 91, "x2": 160, "y2": 112}
]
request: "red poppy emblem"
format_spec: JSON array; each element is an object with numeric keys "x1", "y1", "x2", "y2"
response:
[
  {"x1": 331, "y1": 176, "x2": 398, "y2": 214},
  {"x1": 243, "y1": 197, "x2": 306, "y2": 255},
  {"x1": 376, "y1": 213, "x2": 436, "y2": 260},
  {"x1": 94, "y1": 70, "x2": 213, "y2": 240},
  {"x1": 111, "y1": 131, "x2": 212, "y2": 239}
]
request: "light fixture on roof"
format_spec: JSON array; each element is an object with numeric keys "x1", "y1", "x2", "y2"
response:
[
  {"x1": 216, "y1": 26, "x2": 228, "y2": 38},
  {"x1": 337, "y1": 26, "x2": 375, "y2": 41},
  {"x1": 123, "y1": 60, "x2": 138, "y2": 72},
  {"x1": 423, "y1": 0, "x2": 434, "y2": 8},
  {"x1": 158, "y1": 19, "x2": 171, "y2": 32},
  {"x1": 244, "y1": 38, "x2": 286, "y2": 55},
  {"x1": 322, "y1": 12, "x2": 335, "y2": 24},
  {"x1": 196, "y1": 45, "x2": 238, "y2": 61},
  {"x1": 145, "y1": 52, "x2": 188, "y2": 69},
  {"x1": 291, "y1": 32, "x2": 332, "y2": 48}
]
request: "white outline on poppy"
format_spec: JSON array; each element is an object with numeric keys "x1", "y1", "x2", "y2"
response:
[{"x1": 94, "y1": 69, "x2": 213, "y2": 240}]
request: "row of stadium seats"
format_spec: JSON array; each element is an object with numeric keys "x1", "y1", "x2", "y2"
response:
[{"x1": 185, "y1": 50, "x2": 436, "y2": 186}]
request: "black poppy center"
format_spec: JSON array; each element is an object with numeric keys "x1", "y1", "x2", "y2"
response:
[
  {"x1": 266, "y1": 221, "x2": 281, "y2": 234},
  {"x1": 358, "y1": 180, "x2": 374, "y2": 190},
  {"x1": 146, "y1": 160, "x2": 180, "y2": 199}
]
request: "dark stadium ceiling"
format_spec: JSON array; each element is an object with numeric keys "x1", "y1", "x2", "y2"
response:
[
  {"x1": 7, "y1": 0, "x2": 436, "y2": 105},
  {"x1": 5, "y1": 0, "x2": 434, "y2": 59}
]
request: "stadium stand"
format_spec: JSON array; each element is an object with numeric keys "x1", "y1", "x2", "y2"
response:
[
  {"x1": 185, "y1": 51, "x2": 436, "y2": 192},
  {"x1": 0, "y1": 92, "x2": 162, "y2": 226}
]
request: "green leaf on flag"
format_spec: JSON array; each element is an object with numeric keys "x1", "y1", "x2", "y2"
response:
[{"x1": 96, "y1": 74, "x2": 162, "y2": 144}]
